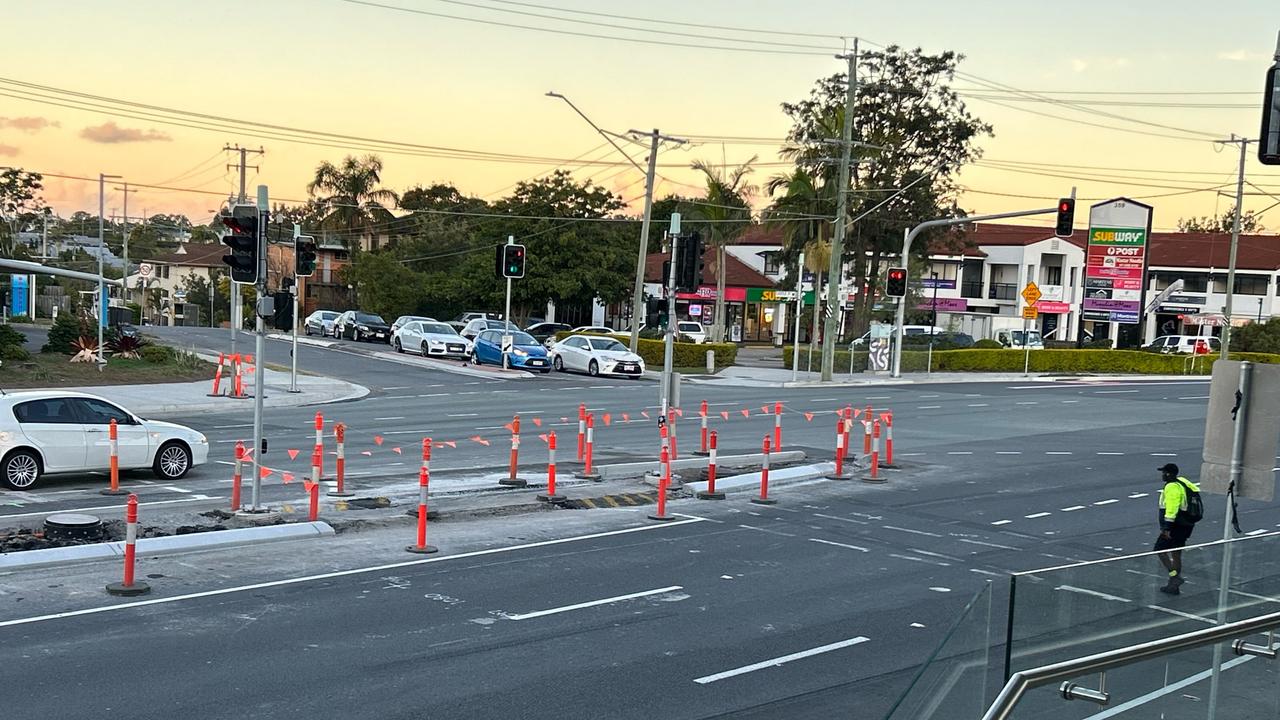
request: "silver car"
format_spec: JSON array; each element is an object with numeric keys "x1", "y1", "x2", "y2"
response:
[
  {"x1": 549, "y1": 335, "x2": 646, "y2": 378},
  {"x1": 304, "y1": 310, "x2": 340, "y2": 337},
  {"x1": 394, "y1": 320, "x2": 473, "y2": 359}
]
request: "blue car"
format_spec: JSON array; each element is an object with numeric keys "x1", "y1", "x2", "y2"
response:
[{"x1": 472, "y1": 329, "x2": 552, "y2": 373}]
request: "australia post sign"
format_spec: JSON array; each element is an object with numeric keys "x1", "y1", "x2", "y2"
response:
[{"x1": 1082, "y1": 198, "x2": 1153, "y2": 325}]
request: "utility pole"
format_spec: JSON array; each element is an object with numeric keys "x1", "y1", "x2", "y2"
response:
[
  {"x1": 226, "y1": 145, "x2": 263, "y2": 357},
  {"x1": 1219, "y1": 135, "x2": 1252, "y2": 359},
  {"x1": 660, "y1": 215, "x2": 680, "y2": 419},
  {"x1": 114, "y1": 183, "x2": 137, "y2": 307},
  {"x1": 821, "y1": 42, "x2": 859, "y2": 382},
  {"x1": 633, "y1": 130, "x2": 662, "y2": 353}
]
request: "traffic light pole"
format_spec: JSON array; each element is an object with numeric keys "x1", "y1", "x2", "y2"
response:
[
  {"x1": 289, "y1": 224, "x2": 300, "y2": 394},
  {"x1": 890, "y1": 206, "x2": 1061, "y2": 378},
  {"x1": 249, "y1": 185, "x2": 269, "y2": 513},
  {"x1": 503, "y1": 236, "x2": 514, "y2": 371},
  {"x1": 661, "y1": 224, "x2": 679, "y2": 420}
]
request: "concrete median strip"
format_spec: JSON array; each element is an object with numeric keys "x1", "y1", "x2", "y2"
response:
[
  {"x1": 0, "y1": 521, "x2": 335, "y2": 573},
  {"x1": 590, "y1": 451, "x2": 808, "y2": 482},
  {"x1": 685, "y1": 461, "x2": 837, "y2": 496}
]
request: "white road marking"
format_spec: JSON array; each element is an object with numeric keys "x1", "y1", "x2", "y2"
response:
[
  {"x1": 505, "y1": 586, "x2": 684, "y2": 621},
  {"x1": 917, "y1": 405, "x2": 942, "y2": 410},
  {"x1": 1179, "y1": 395, "x2": 1210, "y2": 400},
  {"x1": 1024, "y1": 512, "x2": 1051, "y2": 519},
  {"x1": 1096, "y1": 452, "x2": 1125, "y2": 456},
  {"x1": 966, "y1": 403, "x2": 989, "y2": 407},
  {"x1": 995, "y1": 451, "x2": 1022, "y2": 455},
  {"x1": 738, "y1": 524, "x2": 797, "y2": 538},
  {"x1": 947, "y1": 451, "x2": 974, "y2": 455},
  {"x1": 1056, "y1": 585, "x2": 1132, "y2": 603},
  {"x1": 1128, "y1": 492, "x2": 1149, "y2": 498},
  {"x1": 1146, "y1": 605, "x2": 1216, "y2": 625},
  {"x1": 693, "y1": 636, "x2": 870, "y2": 684},
  {"x1": 385, "y1": 395, "x2": 416, "y2": 400},
  {"x1": 1061, "y1": 506, "x2": 1087, "y2": 512},
  {"x1": 866, "y1": 396, "x2": 892, "y2": 400},
  {"x1": 418, "y1": 393, "x2": 449, "y2": 398},
  {"x1": 812, "y1": 513, "x2": 868, "y2": 526},
  {"x1": 213, "y1": 423, "x2": 253, "y2": 429},
  {"x1": 1045, "y1": 451, "x2": 1073, "y2": 455},
  {"x1": 809, "y1": 538, "x2": 869, "y2": 553},
  {"x1": 969, "y1": 568, "x2": 1003, "y2": 577},
  {"x1": 383, "y1": 386, "x2": 412, "y2": 390},
  {"x1": 928, "y1": 587, "x2": 951, "y2": 593},
  {"x1": 0, "y1": 517, "x2": 709, "y2": 629},
  {"x1": 1015, "y1": 401, "x2": 1038, "y2": 405},
  {"x1": 162, "y1": 486, "x2": 192, "y2": 494},
  {"x1": 958, "y1": 538, "x2": 1018, "y2": 551},
  {"x1": 1151, "y1": 453, "x2": 1178, "y2": 457},
  {"x1": 1093, "y1": 499, "x2": 1119, "y2": 506},
  {"x1": 919, "y1": 394, "x2": 940, "y2": 399},
  {"x1": 447, "y1": 413, "x2": 479, "y2": 418},
  {"x1": 889, "y1": 553, "x2": 949, "y2": 567},
  {"x1": 991, "y1": 520, "x2": 1012, "y2": 526},
  {"x1": 882, "y1": 525, "x2": 943, "y2": 538},
  {"x1": 810, "y1": 398, "x2": 839, "y2": 402},
  {"x1": 1062, "y1": 400, "x2": 1080, "y2": 404},
  {"x1": 374, "y1": 416, "x2": 406, "y2": 421},
  {"x1": 1095, "y1": 390, "x2": 1139, "y2": 394},
  {"x1": 0, "y1": 495, "x2": 216, "y2": 520}
]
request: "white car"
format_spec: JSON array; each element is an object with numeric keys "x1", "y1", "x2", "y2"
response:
[
  {"x1": 462, "y1": 318, "x2": 518, "y2": 341},
  {"x1": 304, "y1": 310, "x2": 340, "y2": 337},
  {"x1": 676, "y1": 321, "x2": 707, "y2": 344},
  {"x1": 549, "y1": 335, "x2": 646, "y2": 378},
  {"x1": 394, "y1": 320, "x2": 473, "y2": 359},
  {"x1": 0, "y1": 392, "x2": 209, "y2": 489},
  {"x1": 570, "y1": 325, "x2": 619, "y2": 336}
]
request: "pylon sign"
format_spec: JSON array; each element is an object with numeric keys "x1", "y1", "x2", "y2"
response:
[{"x1": 1082, "y1": 198, "x2": 1153, "y2": 325}]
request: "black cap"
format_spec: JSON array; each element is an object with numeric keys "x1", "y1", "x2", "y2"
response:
[{"x1": 1159, "y1": 463, "x2": 1180, "y2": 475}]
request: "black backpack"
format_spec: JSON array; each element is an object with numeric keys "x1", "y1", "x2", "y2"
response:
[{"x1": 1177, "y1": 479, "x2": 1204, "y2": 524}]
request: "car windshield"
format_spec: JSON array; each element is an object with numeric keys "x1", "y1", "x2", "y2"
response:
[
  {"x1": 1011, "y1": 331, "x2": 1042, "y2": 344},
  {"x1": 422, "y1": 323, "x2": 455, "y2": 335},
  {"x1": 320, "y1": 312, "x2": 338, "y2": 320},
  {"x1": 485, "y1": 320, "x2": 515, "y2": 329},
  {"x1": 678, "y1": 323, "x2": 700, "y2": 331},
  {"x1": 356, "y1": 313, "x2": 385, "y2": 324},
  {"x1": 588, "y1": 338, "x2": 626, "y2": 352},
  {"x1": 509, "y1": 331, "x2": 537, "y2": 345}
]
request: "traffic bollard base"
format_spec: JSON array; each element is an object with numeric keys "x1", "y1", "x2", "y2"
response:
[
  {"x1": 404, "y1": 544, "x2": 439, "y2": 555},
  {"x1": 692, "y1": 450, "x2": 711, "y2": 457},
  {"x1": 405, "y1": 508, "x2": 440, "y2": 520},
  {"x1": 99, "y1": 488, "x2": 128, "y2": 496},
  {"x1": 575, "y1": 472, "x2": 601, "y2": 481},
  {"x1": 696, "y1": 490, "x2": 726, "y2": 500},
  {"x1": 286, "y1": 389, "x2": 303, "y2": 394},
  {"x1": 106, "y1": 581, "x2": 151, "y2": 597},
  {"x1": 536, "y1": 493, "x2": 565, "y2": 502},
  {"x1": 862, "y1": 476, "x2": 887, "y2": 483},
  {"x1": 750, "y1": 497, "x2": 778, "y2": 505},
  {"x1": 498, "y1": 478, "x2": 528, "y2": 488},
  {"x1": 826, "y1": 470, "x2": 855, "y2": 481},
  {"x1": 648, "y1": 512, "x2": 676, "y2": 522},
  {"x1": 880, "y1": 463, "x2": 899, "y2": 470},
  {"x1": 327, "y1": 490, "x2": 355, "y2": 498}
]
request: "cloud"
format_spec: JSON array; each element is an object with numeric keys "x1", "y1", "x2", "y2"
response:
[
  {"x1": 0, "y1": 116, "x2": 59, "y2": 133},
  {"x1": 79, "y1": 121, "x2": 172, "y2": 144},
  {"x1": 0, "y1": 144, "x2": 17, "y2": 157},
  {"x1": 1218, "y1": 49, "x2": 1265, "y2": 62},
  {"x1": 1071, "y1": 59, "x2": 1088, "y2": 73}
]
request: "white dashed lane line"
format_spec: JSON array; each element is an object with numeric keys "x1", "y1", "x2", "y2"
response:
[{"x1": 1025, "y1": 512, "x2": 1051, "y2": 519}]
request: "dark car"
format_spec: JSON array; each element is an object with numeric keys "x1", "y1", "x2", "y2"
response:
[
  {"x1": 526, "y1": 322, "x2": 571, "y2": 345},
  {"x1": 334, "y1": 311, "x2": 391, "y2": 342}
]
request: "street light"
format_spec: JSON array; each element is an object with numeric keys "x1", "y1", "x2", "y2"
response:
[
  {"x1": 928, "y1": 271, "x2": 940, "y2": 374},
  {"x1": 98, "y1": 173, "x2": 122, "y2": 366}
]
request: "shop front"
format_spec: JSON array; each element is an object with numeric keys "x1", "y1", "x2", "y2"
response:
[{"x1": 675, "y1": 285, "x2": 815, "y2": 343}]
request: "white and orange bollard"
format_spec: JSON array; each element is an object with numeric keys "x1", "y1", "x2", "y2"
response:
[
  {"x1": 208, "y1": 352, "x2": 226, "y2": 397},
  {"x1": 501, "y1": 414, "x2": 526, "y2": 487},
  {"x1": 577, "y1": 403, "x2": 586, "y2": 461},
  {"x1": 881, "y1": 411, "x2": 896, "y2": 468},
  {"x1": 696, "y1": 400, "x2": 710, "y2": 456},
  {"x1": 406, "y1": 454, "x2": 438, "y2": 554},
  {"x1": 668, "y1": 409, "x2": 679, "y2": 461},
  {"x1": 329, "y1": 422, "x2": 352, "y2": 497},
  {"x1": 407, "y1": 438, "x2": 438, "y2": 521},
  {"x1": 697, "y1": 430, "x2": 724, "y2": 500},
  {"x1": 829, "y1": 415, "x2": 852, "y2": 480},
  {"x1": 648, "y1": 447, "x2": 675, "y2": 522},
  {"x1": 231, "y1": 440, "x2": 245, "y2": 511},
  {"x1": 313, "y1": 411, "x2": 325, "y2": 480},
  {"x1": 538, "y1": 431, "x2": 564, "y2": 502},
  {"x1": 230, "y1": 354, "x2": 248, "y2": 399},
  {"x1": 864, "y1": 419, "x2": 884, "y2": 482},
  {"x1": 863, "y1": 415, "x2": 873, "y2": 455},
  {"x1": 579, "y1": 413, "x2": 599, "y2": 479},
  {"x1": 106, "y1": 493, "x2": 151, "y2": 596},
  {"x1": 752, "y1": 436, "x2": 777, "y2": 505},
  {"x1": 773, "y1": 401, "x2": 783, "y2": 450},
  {"x1": 100, "y1": 418, "x2": 126, "y2": 496}
]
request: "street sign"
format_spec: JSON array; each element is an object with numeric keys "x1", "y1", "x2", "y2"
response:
[
  {"x1": 1021, "y1": 306, "x2": 1039, "y2": 320},
  {"x1": 1201, "y1": 361, "x2": 1280, "y2": 501},
  {"x1": 138, "y1": 263, "x2": 153, "y2": 279},
  {"x1": 1021, "y1": 282, "x2": 1041, "y2": 306},
  {"x1": 501, "y1": 334, "x2": 513, "y2": 354}
]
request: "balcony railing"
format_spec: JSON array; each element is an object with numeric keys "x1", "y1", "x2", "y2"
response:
[
  {"x1": 988, "y1": 283, "x2": 1017, "y2": 301},
  {"x1": 960, "y1": 281, "x2": 984, "y2": 299}
]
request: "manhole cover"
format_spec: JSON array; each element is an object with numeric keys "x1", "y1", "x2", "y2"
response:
[{"x1": 44, "y1": 513, "x2": 104, "y2": 542}]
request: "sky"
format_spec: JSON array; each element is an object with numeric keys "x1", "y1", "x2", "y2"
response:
[{"x1": 1, "y1": 0, "x2": 1277, "y2": 234}]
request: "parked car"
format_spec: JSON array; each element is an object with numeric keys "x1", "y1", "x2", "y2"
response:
[
  {"x1": 472, "y1": 329, "x2": 551, "y2": 372},
  {"x1": 455, "y1": 311, "x2": 500, "y2": 324},
  {"x1": 526, "y1": 322, "x2": 572, "y2": 346},
  {"x1": 549, "y1": 335, "x2": 645, "y2": 378},
  {"x1": 570, "y1": 325, "x2": 618, "y2": 335},
  {"x1": 394, "y1": 320, "x2": 473, "y2": 359},
  {"x1": 461, "y1": 318, "x2": 519, "y2": 341},
  {"x1": 1145, "y1": 335, "x2": 1220, "y2": 354},
  {"x1": 445, "y1": 320, "x2": 469, "y2": 335},
  {"x1": 994, "y1": 328, "x2": 1044, "y2": 350},
  {"x1": 676, "y1": 321, "x2": 707, "y2": 344},
  {"x1": 0, "y1": 391, "x2": 209, "y2": 489},
  {"x1": 391, "y1": 315, "x2": 435, "y2": 336},
  {"x1": 334, "y1": 311, "x2": 391, "y2": 342},
  {"x1": 304, "y1": 310, "x2": 341, "y2": 337},
  {"x1": 851, "y1": 325, "x2": 943, "y2": 347}
]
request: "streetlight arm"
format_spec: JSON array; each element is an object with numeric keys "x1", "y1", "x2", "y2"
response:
[{"x1": 546, "y1": 92, "x2": 647, "y2": 175}]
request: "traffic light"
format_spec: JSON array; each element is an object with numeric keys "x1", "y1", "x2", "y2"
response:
[
  {"x1": 496, "y1": 243, "x2": 526, "y2": 279},
  {"x1": 885, "y1": 267, "x2": 907, "y2": 298},
  {"x1": 220, "y1": 204, "x2": 261, "y2": 283},
  {"x1": 1055, "y1": 198, "x2": 1075, "y2": 238},
  {"x1": 271, "y1": 291, "x2": 294, "y2": 331},
  {"x1": 675, "y1": 232, "x2": 704, "y2": 292},
  {"x1": 1261, "y1": 62, "x2": 1280, "y2": 165},
  {"x1": 295, "y1": 236, "x2": 317, "y2": 277}
]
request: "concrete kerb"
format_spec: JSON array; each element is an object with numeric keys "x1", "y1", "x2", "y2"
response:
[
  {"x1": 687, "y1": 369, "x2": 1204, "y2": 389},
  {"x1": 0, "y1": 521, "x2": 335, "y2": 573},
  {"x1": 684, "y1": 461, "x2": 837, "y2": 496},
  {"x1": 587, "y1": 450, "x2": 807, "y2": 482},
  {"x1": 281, "y1": 339, "x2": 536, "y2": 380}
]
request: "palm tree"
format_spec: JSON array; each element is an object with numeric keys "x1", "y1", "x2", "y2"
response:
[
  {"x1": 689, "y1": 157, "x2": 756, "y2": 342},
  {"x1": 306, "y1": 155, "x2": 400, "y2": 250}
]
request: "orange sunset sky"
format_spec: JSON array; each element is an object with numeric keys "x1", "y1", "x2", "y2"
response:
[{"x1": 1, "y1": 0, "x2": 1277, "y2": 233}]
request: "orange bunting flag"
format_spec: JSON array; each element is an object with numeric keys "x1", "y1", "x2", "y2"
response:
[
  {"x1": 282, "y1": 472, "x2": 295, "y2": 484},
  {"x1": 741, "y1": 409, "x2": 750, "y2": 418},
  {"x1": 761, "y1": 405, "x2": 770, "y2": 415},
  {"x1": 641, "y1": 411, "x2": 650, "y2": 419},
  {"x1": 361, "y1": 450, "x2": 373, "y2": 456},
  {"x1": 532, "y1": 417, "x2": 542, "y2": 427},
  {"x1": 503, "y1": 422, "x2": 515, "y2": 433},
  {"x1": 374, "y1": 435, "x2": 384, "y2": 446},
  {"x1": 603, "y1": 414, "x2": 612, "y2": 426},
  {"x1": 303, "y1": 480, "x2": 317, "y2": 493},
  {"x1": 622, "y1": 413, "x2": 631, "y2": 423},
  {"x1": 259, "y1": 467, "x2": 273, "y2": 479},
  {"x1": 445, "y1": 440, "x2": 457, "y2": 449},
  {"x1": 804, "y1": 412, "x2": 815, "y2": 422},
  {"x1": 471, "y1": 436, "x2": 490, "y2": 446},
  {"x1": 287, "y1": 449, "x2": 300, "y2": 461},
  {"x1": 538, "y1": 433, "x2": 549, "y2": 444},
  {"x1": 392, "y1": 447, "x2": 403, "y2": 454},
  {"x1": 674, "y1": 408, "x2": 684, "y2": 418},
  {"x1": 720, "y1": 411, "x2": 729, "y2": 420}
]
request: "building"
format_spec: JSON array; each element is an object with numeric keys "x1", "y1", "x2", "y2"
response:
[{"x1": 644, "y1": 245, "x2": 784, "y2": 343}]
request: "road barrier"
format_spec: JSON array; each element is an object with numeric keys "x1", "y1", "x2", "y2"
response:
[
  {"x1": 538, "y1": 431, "x2": 564, "y2": 502},
  {"x1": 231, "y1": 440, "x2": 245, "y2": 510},
  {"x1": 330, "y1": 422, "x2": 353, "y2": 497},
  {"x1": 863, "y1": 414, "x2": 873, "y2": 455},
  {"x1": 313, "y1": 412, "x2": 325, "y2": 480},
  {"x1": 106, "y1": 493, "x2": 150, "y2": 596},
  {"x1": 208, "y1": 352, "x2": 227, "y2": 397},
  {"x1": 697, "y1": 430, "x2": 724, "y2": 500},
  {"x1": 659, "y1": 422, "x2": 671, "y2": 480},
  {"x1": 501, "y1": 414, "x2": 525, "y2": 487},
  {"x1": 649, "y1": 447, "x2": 674, "y2": 522},
  {"x1": 865, "y1": 419, "x2": 884, "y2": 483},
  {"x1": 882, "y1": 412, "x2": 896, "y2": 468},
  {"x1": 310, "y1": 446, "x2": 321, "y2": 498},
  {"x1": 829, "y1": 415, "x2": 852, "y2": 480},
  {"x1": 230, "y1": 354, "x2": 248, "y2": 399},
  {"x1": 773, "y1": 401, "x2": 783, "y2": 450},
  {"x1": 577, "y1": 403, "x2": 586, "y2": 461},
  {"x1": 406, "y1": 456, "x2": 438, "y2": 555},
  {"x1": 579, "y1": 413, "x2": 598, "y2": 479},
  {"x1": 752, "y1": 436, "x2": 777, "y2": 505},
  {"x1": 307, "y1": 477, "x2": 319, "y2": 521},
  {"x1": 843, "y1": 405, "x2": 854, "y2": 462},
  {"x1": 697, "y1": 400, "x2": 710, "y2": 455},
  {"x1": 100, "y1": 418, "x2": 125, "y2": 496}
]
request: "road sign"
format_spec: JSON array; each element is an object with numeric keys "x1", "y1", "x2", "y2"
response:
[
  {"x1": 501, "y1": 334, "x2": 513, "y2": 354},
  {"x1": 1021, "y1": 282, "x2": 1041, "y2": 306},
  {"x1": 1021, "y1": 306, "x2": 1039, "y2": 320},
  {"x1": 138, "y1": 262, "x2": 153, "y2": 279}
]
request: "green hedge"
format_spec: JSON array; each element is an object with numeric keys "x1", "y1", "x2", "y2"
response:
[
  {"x1": 553, "y1": 330, "x2": 737, "y2": 369},
  {"x1": 782, "y1": 347, "x2": 1280, "y2": 375}
]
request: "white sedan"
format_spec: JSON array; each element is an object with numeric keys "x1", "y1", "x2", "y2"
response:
[
  {"x1": 393, "y1": 320, "x2": 473, "y2": 359},
  {"x1": 549, "y1": 335, "x2": 646, "y2": 378},
  {"x1": 0, "y1": 391, "x2": 209, "y2": 489}
]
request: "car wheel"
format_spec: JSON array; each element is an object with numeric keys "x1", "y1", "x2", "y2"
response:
[
  {"x1": 588, "y1": 360, "x2": 600, "y2": 377},
  {"x1": 153, "y1": 441, "x2": 192, "y2": 480},
  {"x1": 394, "y1": 338, "x2": 403, "y2": 353},
  {"x1": 421, "y1": 341, "x2": 431, "y2": 357},
  {"x1": 470, "y1": 352, "x2": 481, "y2": 366},
  {"x1": 305, "y1": 325, "x2": 312, "y2": 336},
  {"x1": 553, "y1": 356, "x2": 564, "y2": 372},
  {"x1": 2, "y1": 449, "x2": 41, "y2": 490}
]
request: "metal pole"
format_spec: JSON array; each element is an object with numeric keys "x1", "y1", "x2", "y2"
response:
[
  {"x1": 1220, "y1": 136, "x2": 1249, "y2": 359},
  {"x1": 821, "y1": 43, "x2": 858, "y2": 382},
  {"x1": 808, "y1": 271, "x2": 822, "y2": 373},
  {"x1": 121, "y1": 183, "x2": 129, "y2": 308},
  {"x1": 96, "y1": 173, "x2": 110, "y2": 365},
  {"x1": 631, "y1": 130, "x2": 661, "y2": 353},
  {"x1": 249, "y1": 185, "x2": 269, "y2": 512},
  {"x1": 792, "y1": 251, "x2": 805, "y2": 382},
  {"x1": 928, "y1": 271, "x2": 939, "y2": 374},
  {"x1": 661, "y1": 230, "x2": 679, "y2": 419},
  {"x1": 1207, "y1": 361, "x2": 1252, "y2": 718},
  {"x1": 290, "y1": 224, "x2": 300, "y2": 394},
  {"x1": 503, "y1": 236, "x2": 514, "y2": 371},
  {"x1": 1022, "y1": 315, "x2": 1031, "y2": 377},
  {"x1": 230, "y1": 147, "x2": 249, "y2": 359}
]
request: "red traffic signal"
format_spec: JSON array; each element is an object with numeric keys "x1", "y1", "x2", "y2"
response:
[
  {"x1": 1055, "y1": 198, "x2": 1075, "y2": 238},
  {"x1": 885, "y1": 267, "x2": 907, "y2": 298}
]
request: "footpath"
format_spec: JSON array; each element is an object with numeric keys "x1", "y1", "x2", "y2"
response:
[{"x1": 690, "y1": 365, "x2": 1202, "y2": 388}]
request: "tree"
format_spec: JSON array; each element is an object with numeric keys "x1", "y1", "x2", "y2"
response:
[
  {"x1": 0, "y1": 168, "x2": 46, "y2": 255},
  {"x1": 765, "y1": 167, "x2": 836, "y2": 285},
  {"x1": 1177, "y1": 211, "x2": 1264, "y2": 234},
  {"x1": 687, "y1": 159, "x2": 756, "y2": 342},
  {"x1": 780, "y1": 46, "x2": 992, "y2": 337},
  {"x1": 307, "y1": 155, "x2": 400, "y2": 249}
]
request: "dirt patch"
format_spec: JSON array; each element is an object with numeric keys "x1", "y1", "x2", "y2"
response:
[
  {"x1": 0, "y1": 353, "x2": 214, "y2": 389},
  {"x1": 0, "y1": 519, "x2": 228, "y2": 554}
]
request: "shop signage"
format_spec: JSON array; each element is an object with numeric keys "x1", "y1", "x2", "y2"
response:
[{"x1": 1083, "y1": 199, "x2": 1153, "y2": 324}]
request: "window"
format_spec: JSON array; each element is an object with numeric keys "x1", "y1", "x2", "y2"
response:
[
  {"x1": 1044, "y1": 265, "x2": 1063, "y2": 286},
  {"x1": 1211, "y1": 275, "x2": 1227, "y2": 294},
  {"x1": 762, "y1": 253, "x2": 780, "y2": 275},
  {"x1": 1234, "y1": 275, "x2": 1269, "y2": 295},
  {"x1": 932, "y1": 263, "x2": 959, "y2": 281},
  {"x1": 13, "y1": 398, "x2": 80, "y2": 424},
  {"x1": 75, "y1": 398, "x2": 134, "y2": 425},
  {"x1": 1153, "y1": 272, "x2": 1208, "y2": 293}
]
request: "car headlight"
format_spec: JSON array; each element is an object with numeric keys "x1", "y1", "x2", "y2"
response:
[
  {"x1": 512, "y1": 348, "x2": 529, "y2": 357},
  {"x1": 358, "y1": 325, "x2": 369, "y2": 331},
  {"x1": 430, "y1": 339, "x2": 444, "y2": 346}
]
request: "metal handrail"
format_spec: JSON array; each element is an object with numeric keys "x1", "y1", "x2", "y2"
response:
[{"x1": 981, "y1": 609, "x2": 1280, "y2": 720}]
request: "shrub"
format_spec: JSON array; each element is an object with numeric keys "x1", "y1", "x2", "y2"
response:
[
  {"x1": 1, "y1": 344, "x2": 31, "y2": 361},
  {"x1": 780, "y1": 346, "x2": 1280, "y2": 375},
  {"x1": 973, "y1": 339, "x2": 1003, "y2": 349},
  {"x1": 43, "y1": 312, "x2": 88, "y2": 354},
  {"x1": 70, "y1": 336, "x2": 100, "y2": 363},
  {"x1": 0, "y1": 324, "x2": 27, "y2": 351},
  {"x1": 109, "y1": 334, "x2": 147, "y2": 359},
  {"x1": 140, "y1": 345, "x2": 173, "y2": 364},
  {"x1": 7, "y1": 314, "x2": 31, "y2": 324}
]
